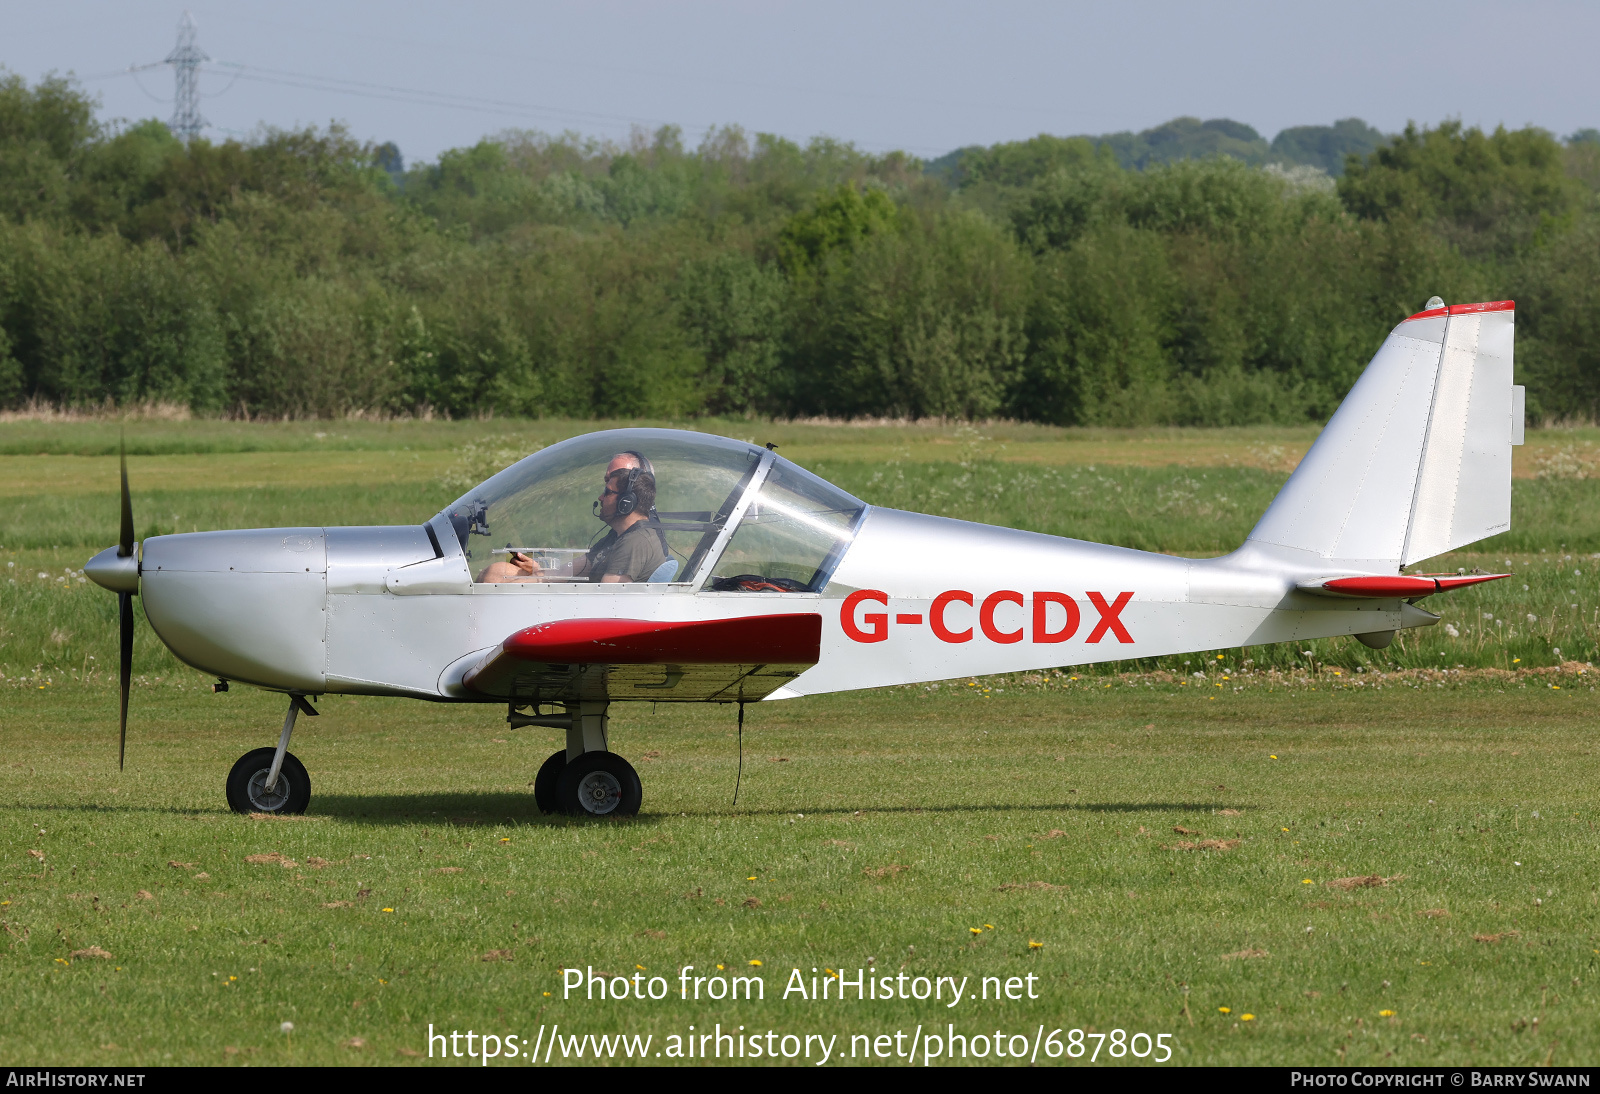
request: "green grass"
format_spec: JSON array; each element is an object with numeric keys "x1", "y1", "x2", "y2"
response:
[
  {"x1": 4, "y1": 419, "x2": 1600, "y2": 1066},
  {"x1": 2, "y1": 680, "x2": 1597, "y2": 1066}
]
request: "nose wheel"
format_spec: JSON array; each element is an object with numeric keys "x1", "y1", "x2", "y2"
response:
[
  {"x1": 226, "y1": 747, "x2": 311, "y2": 814},
  {"x1": 226, "y1": 693, "x2": 316, "y2": 815}
]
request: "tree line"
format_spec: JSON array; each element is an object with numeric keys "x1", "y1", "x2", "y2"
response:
[{"x1": 2, "y1": 70, "x2": 1598, "y2": 424}]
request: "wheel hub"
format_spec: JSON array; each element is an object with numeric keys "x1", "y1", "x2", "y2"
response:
[
  {"x1": 246, "y1": 769, "x2": 292, "y2": 812},
  {"x1": 575, "y1": 769, "x2": 622, "y2": 815}
]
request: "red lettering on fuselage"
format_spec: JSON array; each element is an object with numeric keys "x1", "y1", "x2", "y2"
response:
[
  {"x1": 930, "y1": 590, "x2": 974, "y2": 643},
  {"x1": 841, "y1": 589, "x2": 888, "y2": 643},
  {"x1": 979, "y1": 591, "x2": 1025, "y2": 643},
  {"x1": 1033, "y1": 592, "x2": 1080, "y2": 643},
  {"x1": 1085, "y1": 591, "x2": 1135, "y2": 643},
  {"x1": 840, "y1": 590, "x2": 1135, "y2": 644}
]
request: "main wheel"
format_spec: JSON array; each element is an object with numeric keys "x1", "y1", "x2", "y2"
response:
[
  {"x1": 556, "y1": 752, "x2": 641, "y2": 817},
  {"x1": 533, "y1": 749, "x2": 567, "y2": 814},
  {"x1": 225, "y1": 747, "x2": 311, "y2": 815}
]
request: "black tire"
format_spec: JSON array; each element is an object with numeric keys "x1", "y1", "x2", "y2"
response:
[
  {"x1": 556, "y1": 752, "x2": 641, "y2": 817},
  {"x1": 533, "y1": 749, "x2": 567, "y2": 814},
  {"x1": 225, "y1": 747, "x2": 311, "y2": 815}
]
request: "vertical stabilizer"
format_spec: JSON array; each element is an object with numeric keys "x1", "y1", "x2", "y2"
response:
[{"x1": 1246, "y1": 301, "x2": 1521, "y2": 572}]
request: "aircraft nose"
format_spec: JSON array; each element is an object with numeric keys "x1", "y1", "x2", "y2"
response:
[{"x1": 85, "y1": 544, "x2": 139, "y2": 593}]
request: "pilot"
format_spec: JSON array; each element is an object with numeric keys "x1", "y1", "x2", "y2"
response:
[{"x1": 578, "y1": 451, "x2": 669, "y2": 583}]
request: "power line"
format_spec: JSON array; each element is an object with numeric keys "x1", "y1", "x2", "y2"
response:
[
  {"x1": 213, "y1": 63, "x2": 687, "y2": 135},
  {"x1": 207, "y1": 62, "x2": 947, "y2": 155}
]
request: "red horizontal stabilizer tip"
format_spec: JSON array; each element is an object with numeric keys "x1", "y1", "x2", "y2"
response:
[
  {"x1": 1310, "y1": 573, "x2": 1510, "y2": 598},
  {"x1": 501, "y1": 614, "x2": 823, "y2": 666},
  {"x1": 1404, "y1": 300, "x2": 1514, "y2": 322},
  {"x1": 1431, "y1": 573, "x2": 1512, "y2": 591}
]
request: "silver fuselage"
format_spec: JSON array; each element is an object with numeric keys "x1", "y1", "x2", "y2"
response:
[{"x1": 133, "y1": 507, "x2": 1429, "y2": 701}]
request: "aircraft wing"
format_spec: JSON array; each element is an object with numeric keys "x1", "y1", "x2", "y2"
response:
[{"x1": 461, "y1": 614, "x2": 822, "y2": 703}]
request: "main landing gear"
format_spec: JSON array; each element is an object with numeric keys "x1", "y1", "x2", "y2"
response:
[
  {"x1": 226, "y1": 694, "x2": 317, "y2": 815},
  {"x1": 514, "y1": 701, "x2": 641, "y2": 818}
]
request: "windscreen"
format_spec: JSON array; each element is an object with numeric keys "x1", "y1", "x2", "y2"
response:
[{"x1": 710, "y1": 458, "x2": 866, "y2": 592}]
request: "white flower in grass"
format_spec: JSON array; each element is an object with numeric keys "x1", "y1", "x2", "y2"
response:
[
  {"x1": 1527, "y1": 614, "x2": 1538, "y2": 623},
  {"x1": 1444, "y1": 624, "x2": 1460, "y2": 637}
]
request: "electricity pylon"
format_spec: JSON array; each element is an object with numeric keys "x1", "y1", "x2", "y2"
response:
[{"x1": 166, "y1": 11, "x2": 208, "y2": 143}]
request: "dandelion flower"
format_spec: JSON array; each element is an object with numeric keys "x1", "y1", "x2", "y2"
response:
[
  {"x1": 746, "y1": 876, "x2": 757, "y2": 881},
  {"x1": 983, "y1": 923, "x2": 994, "y2": 929},
  {"x1": 635, "y1": 964, "x2": 646, "y2": 971},
  {"x1": 1270, "y1": 755, "x2": 1279, "y2": 760},
  {"x1": 1218, "y1": 1007, "x2": 1231, "y2": 1015},
  {"x1": 748, "y1": 960, "x2": 762, "y2": 967},
  {"x1": 1282, "y1": 827, "x2": 1290, "y2": 832},
  {"x1": 280, "y1": 1022, "x2": 295, "y2": 1034},
  {"x1": 1028, "y1": 940, "x2": 1043, "y2": 949},
  {"x1": 382, "y1": 907, "x2": 394, "y2": 913},
  {"x1": 970, "y1": 927, "x2": 983, "y2": 935},
  {"x1": 1241, "y1": 1014, "x2": 1255, "y2": 1021},
  {"x1": 1379, "y1": 1009, "x2": 1395, "y2": 1018},
  {"x1": 1302, "y1": 879, "x2": 1313, "y2": 884}
]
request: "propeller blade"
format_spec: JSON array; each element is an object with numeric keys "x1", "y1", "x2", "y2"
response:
[
  {"x1": 118, "y1": 438, "x2": 134, "y2": 558},
  {"x1": 119, "y1": 590, "x2": 133, "y2": 770},
  {"x1": 117, "y1": 434, "x2": 135, "y2": 769}
]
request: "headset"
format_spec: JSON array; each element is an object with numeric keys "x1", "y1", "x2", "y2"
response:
[
  {"x1": 594, "y1": 451, "x2": 657, "y2": 520},
  {"x1": 592, "y1": 450, "x2": 672, "y2": 559},
  {"x1": 613, "y1": 450, "x2": 653, "y2": 518}
]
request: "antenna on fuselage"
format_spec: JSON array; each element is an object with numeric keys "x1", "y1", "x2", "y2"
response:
[{"x1": 732, "y1": 701, "x2": 745, "y2": 808}]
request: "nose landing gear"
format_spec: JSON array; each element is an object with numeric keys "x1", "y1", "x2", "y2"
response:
[{"x1": 226, "y1": 694, "x2": 317, "y2": 815}]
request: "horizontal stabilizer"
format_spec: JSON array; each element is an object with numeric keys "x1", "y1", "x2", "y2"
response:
[{"x1": 1297, "y1": 573, "x2": 1509, "y2": 598}]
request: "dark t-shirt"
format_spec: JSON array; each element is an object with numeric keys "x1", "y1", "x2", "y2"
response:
[{"x1": 586, "y1": 520, "x2": 669, "y2": 582}]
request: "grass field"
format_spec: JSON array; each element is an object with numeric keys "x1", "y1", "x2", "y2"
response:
[{"x1": 3, "y1": 418, "x2": 1600, "y2": 1067}]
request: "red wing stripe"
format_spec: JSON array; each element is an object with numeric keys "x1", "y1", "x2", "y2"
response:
[
  {"x1": 1403, "y1": 300, "x2": 1514, "y2": 322},
  {"x1": 499, "y1": 614, "x2": 822, "y2": 665}
]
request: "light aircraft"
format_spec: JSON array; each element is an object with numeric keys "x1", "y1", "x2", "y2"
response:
[{"x1": 86, "y1": 298, "x2": 1521, "y2": 818}]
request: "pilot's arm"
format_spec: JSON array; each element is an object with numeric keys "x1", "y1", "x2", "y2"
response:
[{"x1": 476, "y1": 552, "x2": 542, "y2": 583}]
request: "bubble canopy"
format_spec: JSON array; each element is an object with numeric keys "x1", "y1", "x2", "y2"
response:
[{"x1": 438, "y1": 428, "x2": 866, "y2": 590}]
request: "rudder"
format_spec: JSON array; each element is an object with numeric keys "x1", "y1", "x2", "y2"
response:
[{"x1": 1247, "y1": 300, "x2": 1522, "y2": 572}]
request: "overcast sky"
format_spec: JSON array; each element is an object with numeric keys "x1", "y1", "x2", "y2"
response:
[{"x1": 6, "y1": 1, "x2": 1597, "y2": 165}]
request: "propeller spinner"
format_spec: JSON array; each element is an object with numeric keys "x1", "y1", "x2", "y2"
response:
[{"x1": 84, "y1": 442, "x2": 140, "y2": 769}]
